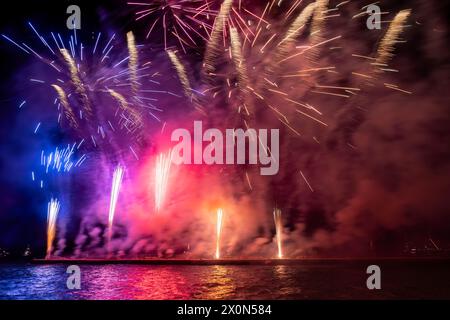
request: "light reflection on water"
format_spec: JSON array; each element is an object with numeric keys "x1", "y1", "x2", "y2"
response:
[{"x1": 0, "y1": 262, "x2": 449, "y2": 299}]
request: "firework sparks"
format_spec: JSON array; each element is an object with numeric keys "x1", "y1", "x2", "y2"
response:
[
  {"x1": 60, "y1": 48, "x2": 92, "y2": 119},
  {"x1": 215, "y1": 208, "x2": 224, "y2": 259},
  {"x1": 108, "y1": 89, "x2": 143, "y2": 133},
  {"x1": 51, "y1": 84, "x2": 78, "y2": 129},
  {"x1": 273, "y1": 208, "x2": 283, "y2": 259},
  {"x1": 154, "y1": 150, "x2": 172, "y2": 212},
  {"x1": 46, "y1": 198, "x2": 60, "y2": 259},
  {"x1": 41, "y1": 144, "x2": 83, "y2": 174},
  {"x1": 107, "y1": 164, "x2": 124, "y2": 252}
]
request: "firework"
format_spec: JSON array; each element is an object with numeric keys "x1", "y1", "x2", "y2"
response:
[
  {"x1": 154, "y1": 150, "x2": 172, "y2": 212},
  {"x1": 46, "y1": 198, "x2": 60, "y2": 259},
  {"x1": 273, "y1": 208, "x2": 283, "y2": 259},
  {"x1": 41, "y1": 144, "x2": 84, "y2": 174},
  {"x1": 107, "y1": 164, "x2": 124, "y2": 252},
  {"x1": 215, "y1": 208, "x2": 224, "y2": 259}
]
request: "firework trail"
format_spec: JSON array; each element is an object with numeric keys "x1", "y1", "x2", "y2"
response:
[
  {"x1": 229, "y1": 26, "x2": 248, "y2": 92},
  {"x1": 167, "y1": 49, "x2": 193, "y2": 100},
  {"x1": 215, "y1": 208, "x2": 224, "y2": 259},
  {"x1": 375, "y1": 9, "x2": 411, "y2": 69},
  {"x1": 108, "y1": 89, "x2": 143, "y2": 133},
  {"x1": 46, "y1": 198, "x2": 60, "y2": 259},
  {"x1": 203, "y1": 0, "x2": 233, "y2": 79},
  {"x1": 273, "y1": 208, "x2": 283, "y2": 259},
  {"x1": 127, "y1": 31, "x2": 139, "y2": 94},
  {"x1": 308, "y1": 0, "x2": 329, "y2": 61},
  {"x1": 154, "y1": 150, "x2": 172, "y2": 212},
  {"x1": 107, "y1": 164, "x2": 124, "y2": 252}
]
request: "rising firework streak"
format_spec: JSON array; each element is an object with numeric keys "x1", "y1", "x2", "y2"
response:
[
  {"x1": 215, "y1": 208, "x2": 224, "y2": 259},
  {"x1": 107, "y1": 165, "x2": 124, "y2": 253},
  {"x1": 46, "y1": 198, "x2": 60, "y2": 259},
  {"x1": 273, "y1": 208, "x2": 283, "y2": 259}
]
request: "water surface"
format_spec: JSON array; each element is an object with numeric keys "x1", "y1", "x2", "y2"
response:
[{"x1": 1, "y1": 260, "x2": 449, "y2": 299}]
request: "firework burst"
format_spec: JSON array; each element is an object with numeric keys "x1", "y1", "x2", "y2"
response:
[
  {"x1": 2, "y1": 25, "x2": 169, "y2": 161},
  {"x1": 128, "y1": 0, "x2": 214, "y2": 51}
]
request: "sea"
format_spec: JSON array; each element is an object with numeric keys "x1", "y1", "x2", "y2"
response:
[{"x1": 0, "y1": 260, "x2": 449, "y2": 299}]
